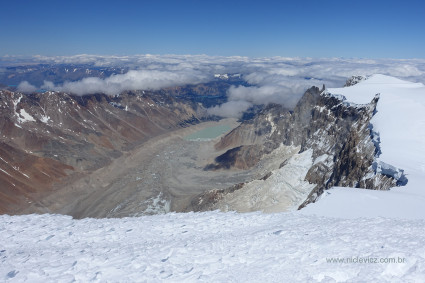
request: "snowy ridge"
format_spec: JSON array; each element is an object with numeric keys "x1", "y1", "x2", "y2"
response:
[
  {"x1": 1, "y1": 212, "x2": 424, "y2": 282},
  {"x1": 304, "y1": 74, "x2": 425, "y2": 219},
  {"x1": 322, "y1": 89, "x2": 380, "y2": 109},
  {"x1": 322, "y1": 88, "x2": 408, "y2": 185}
]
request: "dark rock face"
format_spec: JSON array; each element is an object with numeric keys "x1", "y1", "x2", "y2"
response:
[
  {"x1": 192, "y1": 85, "x2": 406, "y2": 211},
  {"x1": 204, "y1": 145, "x2": 265, "y2": 170},
  {"x1": 344, "y1": 75, "x2": 369, "y2": 87},
  {"x1": 294, "y1": 90, "x2": 404, "y2": 208},
  {"x1": 0, "y1": 89, "x2": 205, "y2": 213}
]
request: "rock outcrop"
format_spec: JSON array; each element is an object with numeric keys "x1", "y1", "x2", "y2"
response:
[{"x1": 344, "y1": 75, "x2": 369, "y2": 87}]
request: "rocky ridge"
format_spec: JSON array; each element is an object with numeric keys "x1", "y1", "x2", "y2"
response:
[{"x1": 188, "y1": 78, "x2": 407, "y2": 212}]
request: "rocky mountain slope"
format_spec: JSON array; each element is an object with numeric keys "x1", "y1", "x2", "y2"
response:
[
  {"x1": 189, "y1": 78, "x2": 407, "y2": 212},
  {"x1": 0, "y1": 88, "x2": 205, "y2": 214}
]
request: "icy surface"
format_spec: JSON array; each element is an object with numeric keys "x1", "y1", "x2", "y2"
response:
[
  {"x1": 304, "y1": 74, "x2": 425, "y2": 219},
  {"x1": 1, "y1": 213, "x2": 425, "y2": 282},
  {"x1": 214, "y1": 147, "x2": 315, "y2": 213}
]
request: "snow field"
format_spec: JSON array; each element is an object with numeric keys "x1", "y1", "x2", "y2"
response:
[{"x1": 1, "y1": 212, "x2": 425, "y2": 282}]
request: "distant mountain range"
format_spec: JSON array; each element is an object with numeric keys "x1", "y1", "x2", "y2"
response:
[{"x1": 0, "y1": 64, "x2": 128, "y2": 87}]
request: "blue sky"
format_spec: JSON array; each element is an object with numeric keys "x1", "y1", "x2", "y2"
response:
[{"x1": 1, "y1": 0, "x2": 425, "y2": 58}]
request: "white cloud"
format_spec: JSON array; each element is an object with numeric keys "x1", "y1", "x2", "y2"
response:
[
  {"x1": 41, "y1": 80, "x2": 55, "y2": 90},
  {"x1": 207, "y1": 100, "x2": 253, "y2": 118},
  {"x1": 45, "y1": 69, "x2": 209, "y2": 96},
  {"x1": 17, "y1": 81, "x2": 37, "y2": 93},
  {"x1": 228, "y1": 84, "x2": 305, "y2": 107}
]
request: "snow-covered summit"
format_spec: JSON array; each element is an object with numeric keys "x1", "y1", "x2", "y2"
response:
[
  {"x1": 337, "y1": 74, "x2": 423, "y2": 101},
  {"x1": 303, "y1": 74, "x2": 425, "y2": 219}
]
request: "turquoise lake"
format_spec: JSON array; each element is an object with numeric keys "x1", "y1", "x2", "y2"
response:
[{"x1": 185, "y1": 124, "x2": 233, "y2": 141}]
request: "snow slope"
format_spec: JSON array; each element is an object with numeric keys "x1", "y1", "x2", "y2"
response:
[
  {"x1": 303, "y1": 74, "x2": 425, "y2": 219},
  {"x1": 1, "y1": 212, "x2": 425, "y2": 282}
]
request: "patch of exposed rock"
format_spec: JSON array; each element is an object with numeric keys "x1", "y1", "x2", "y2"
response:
[{"x1": 344, "y1": 75, "x2": 369, "y2": 87}]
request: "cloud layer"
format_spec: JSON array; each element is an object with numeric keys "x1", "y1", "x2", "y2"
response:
[
  {"x1": 41, "y1": 70, "x2": 207, "y2": 96},
  {"x1": 7, "y1": 55, "x2": 425, "y2": 117}
]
